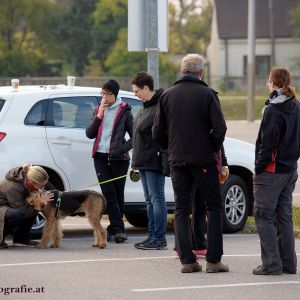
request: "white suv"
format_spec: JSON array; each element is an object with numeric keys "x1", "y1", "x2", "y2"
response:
[{"x1": 0, "y1": 83, "x2": 255, "y2": 235}]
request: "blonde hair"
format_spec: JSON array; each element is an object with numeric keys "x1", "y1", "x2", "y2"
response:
[
  {"x1": 22, "y1": 164, "x2": 48, "y2": 185},
  {"x1": 181, "y1": 54, "x2": 204, "y2": 74},
  {"x1": 270, "y1": 67, "x2": 296, "y2": 98}
]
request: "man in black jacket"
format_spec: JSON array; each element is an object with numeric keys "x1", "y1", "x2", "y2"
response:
[{"x1": 153, "y1": 54, "x2": 229, "y2": 273}]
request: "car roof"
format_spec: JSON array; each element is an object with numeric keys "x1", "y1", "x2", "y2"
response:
[{"x1": 0, "y1": 85, "x2": 136, "y2": 98}]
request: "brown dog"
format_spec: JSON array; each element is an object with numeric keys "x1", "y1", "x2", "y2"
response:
[{"x1": 26, "y1": 190, "x2": 107, "y2": 249}]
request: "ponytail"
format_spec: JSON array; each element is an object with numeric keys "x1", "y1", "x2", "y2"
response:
[{"x1": 282, "y1": 85, "x2": 296, "y2": 98}]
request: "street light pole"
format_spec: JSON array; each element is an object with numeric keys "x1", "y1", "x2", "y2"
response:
[
  {"x1": 269, "y1": 0, "x2": 275, "y2": 66},
  {"x1": 247, "y1": 0, "x2": 256, "y2": 122},
  {"x1": 147, "y1": 0, "x2": 159, "y2": 89}
]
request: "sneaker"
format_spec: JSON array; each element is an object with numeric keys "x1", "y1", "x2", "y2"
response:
[
  {"x1": 206, "y1": 262, "x2": 229, "y2": 273},
  {"x1": 0, "y1": 242, "x2": 8, "y2": 249},
  {"x1": 181, "y1": 262, "x2": 202, "y2": 273},
  {"x1": 193, "y1": 249, "x2": 207, "y2": 257},
  {"x1": 136, "y1": 239, "x2": 168, "y2": 250},
  {"x1": 134, "y1": 237, "x2": 152, "y2": 248},
  {"x1": 107, "y1": 234, "x2": 116, "y2": 242},
  {"x1": 13, "y1": 240, "x2": 39, "y2": 247},
  {"x1": 252, "y1": 265, "x2": 282, "y2": 275},
  {"x1": 115, "y1": 233, "x2": 127, "y2": 243}
]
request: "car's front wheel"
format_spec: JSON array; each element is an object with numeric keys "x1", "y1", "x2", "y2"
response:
[{"x1": 221, "y1": 174, "x2": 250, "y2": 233}]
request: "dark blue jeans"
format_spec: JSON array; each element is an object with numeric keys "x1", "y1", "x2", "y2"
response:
[
  {"x1": 171, "y1": 165, "x2": 223, "y2": 265},
  {"x1": 139, "y1": 170, "x2": 167, "y2": 242}
]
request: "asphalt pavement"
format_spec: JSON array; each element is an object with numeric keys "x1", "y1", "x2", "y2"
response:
[{"x1": 1, "y1": 219, "x2": 299, "y2": 300}]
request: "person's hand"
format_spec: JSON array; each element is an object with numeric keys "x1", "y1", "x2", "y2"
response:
[
  {"x1": 40, "y1": 191, "x2": 54, "y2": 202},
  {"x1": 97, "y1": 101, "x2": 109, "y2": 119}
]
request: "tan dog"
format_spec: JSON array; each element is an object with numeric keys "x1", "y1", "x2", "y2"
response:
[{"x1": 26, "y1": 190, "x2": 107, "y2": 249}]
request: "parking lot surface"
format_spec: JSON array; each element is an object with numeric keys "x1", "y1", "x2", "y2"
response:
[{"x1": 1, "y1": 218, "x2": 299, "y2": 300}]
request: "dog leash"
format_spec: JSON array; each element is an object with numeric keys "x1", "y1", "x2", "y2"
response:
[
  {"x1": 55, "y1": 191, "x2": 62, "y2": 218},
  {"x1": 79, "y1": 174, "x2": 128, "y2": 190}
]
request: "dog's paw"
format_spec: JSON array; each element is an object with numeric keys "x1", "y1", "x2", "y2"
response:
[
  {"x1": 50, "y1": 244, "x2": 59, "y2": 248},
  {"x1": 92, "y1": 243, "x2": 99, "y2": 247},
  {"x1": 36, "y1": 244, "x2": 45, "y2": 249},
  {"x1": 99, "y1": 243, "x2": 106, "y2": 249}
]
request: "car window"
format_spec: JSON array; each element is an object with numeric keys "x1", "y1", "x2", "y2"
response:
[
  {"x1": 24, "y1": 100, "x2": 48, "y2": 126},
  {"x1": 0, "y1": 99, "x2": 5, "y2": 112},
  {"x1": 47, "y1": 96, "x2": 98, "y2": 128},
  {"x1": 121, "y1": 97, "x2": 142, "y2": 118}
]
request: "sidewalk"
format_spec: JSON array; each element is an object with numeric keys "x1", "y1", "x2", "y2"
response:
[{"x1": 225, "y1": 120, "x2": 300, "y2": 207}]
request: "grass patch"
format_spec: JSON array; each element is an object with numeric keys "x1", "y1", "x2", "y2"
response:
[
  {"x1": 219, "y1": 94, "x2": 266, "y2": 120},
  {"x1": 245, "y1": 206, "x2": 300, "y2": 236}
]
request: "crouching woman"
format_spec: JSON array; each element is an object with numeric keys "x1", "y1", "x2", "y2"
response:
[{"x1": 0, "y1": 165, "x2": 53, "y2": 249}]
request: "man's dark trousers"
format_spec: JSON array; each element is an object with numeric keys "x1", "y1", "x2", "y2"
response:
[{"x1": 171, "y1": 164, "x2": 223, "y2": 264}]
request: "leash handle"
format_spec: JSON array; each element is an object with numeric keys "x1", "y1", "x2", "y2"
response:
[{"x1": 55, "y1": 191, "x2": 62, "y2": 218}]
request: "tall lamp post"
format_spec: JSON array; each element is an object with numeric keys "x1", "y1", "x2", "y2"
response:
[{"x1": 247, "y1": 0, "x2": 256, "y2": 122}]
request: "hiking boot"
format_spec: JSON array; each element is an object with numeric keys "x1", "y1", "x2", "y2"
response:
[
  {"x1": 136, "y1": 239, "x2": 167, "y2": 250},
  {"x1": 134, "y1": 237, "x2": 152, "y2": 248},
  {"x1": 115, "y1": 233, "x2": 127, "y2": 243},
  {"x1": 13, "y1": 240, "x2": 39, "y2": 247},
  {"x1": 0, "y1": 242, "x2": 8, "y2": 249},
  {"x1": 181, "y1": 262, "x2": 202, "y2": 273},
  {"x1": 206, "y1": 262, "x2": 229, "y2": 273},
  {"x1": 252, "y1": 265, "x2": 282, "y2": 275}
]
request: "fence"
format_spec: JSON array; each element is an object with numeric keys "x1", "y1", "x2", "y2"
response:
[
  {"x1": 1, "y1": 76, "x2": 299, "y2": 93},
  {"x1": 0, "y1": 76, "x2": 172, "y2": 91}
]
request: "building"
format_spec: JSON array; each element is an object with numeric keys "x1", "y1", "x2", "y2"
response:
[{"x1": 207, "y1": 0, "x2": 300, "y2": 91}]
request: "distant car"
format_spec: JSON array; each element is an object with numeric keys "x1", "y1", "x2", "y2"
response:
[{"x1": 0, "y1": 82, "x2": 255, "y2": 236}]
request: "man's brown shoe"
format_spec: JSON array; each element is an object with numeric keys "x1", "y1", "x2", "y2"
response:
[
  {"x1": 181, "y1": 262, "x2": 202, "y2": 273},
  {"x1": 206, "y1": 262, "x2": 229, "y2": 273}
]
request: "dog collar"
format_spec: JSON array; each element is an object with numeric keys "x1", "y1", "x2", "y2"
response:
[{"x1": 55, "y1": 191, "x2": 62, "y2": 218}]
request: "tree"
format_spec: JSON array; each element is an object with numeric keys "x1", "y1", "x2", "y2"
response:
[
  {"x1": 90, "y1": 0, "x2": 128, "y2": 73},
  {"x1": 57, "y1": 0, "x2": 98, "y2": 76},
  {"x1": 290, "y1": 3, "x2": 300, "y2": 37},
  {"x1": 0, "y1": 0, "x2": 68, "y2": 76},
  {"x1": 168, "y1": 0, "x2": 212, "y2": 55},
  {"x1": 290, "y1": 4, "x2": 300, "y2": 69}
]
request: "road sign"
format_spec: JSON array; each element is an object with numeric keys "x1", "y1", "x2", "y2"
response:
[{"x1": 128, "y1": 0, "x2": 168, "y2": 52}]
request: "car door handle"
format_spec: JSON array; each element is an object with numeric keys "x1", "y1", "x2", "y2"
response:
[{"x1": 51, "y1": 139, "x2": 71, "y2": 145}]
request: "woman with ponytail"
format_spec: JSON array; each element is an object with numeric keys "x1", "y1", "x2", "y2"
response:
[
  {"x1": 253, "y1": 67, "x2": 300, "y2": 275},
  {"x1": 0, "y1": 165, "x2": 53, "y2": 249}
]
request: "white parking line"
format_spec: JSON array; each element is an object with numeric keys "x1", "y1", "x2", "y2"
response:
[
  {"x1": 2, "y1": 253, "x2": 300, "y2": 268},
  {"x1": 131, "y1": 281, "x2": 300, "y2": 293},
  {"x1": 0, "y1": 256, "x2": 175, "y2": 268}
]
